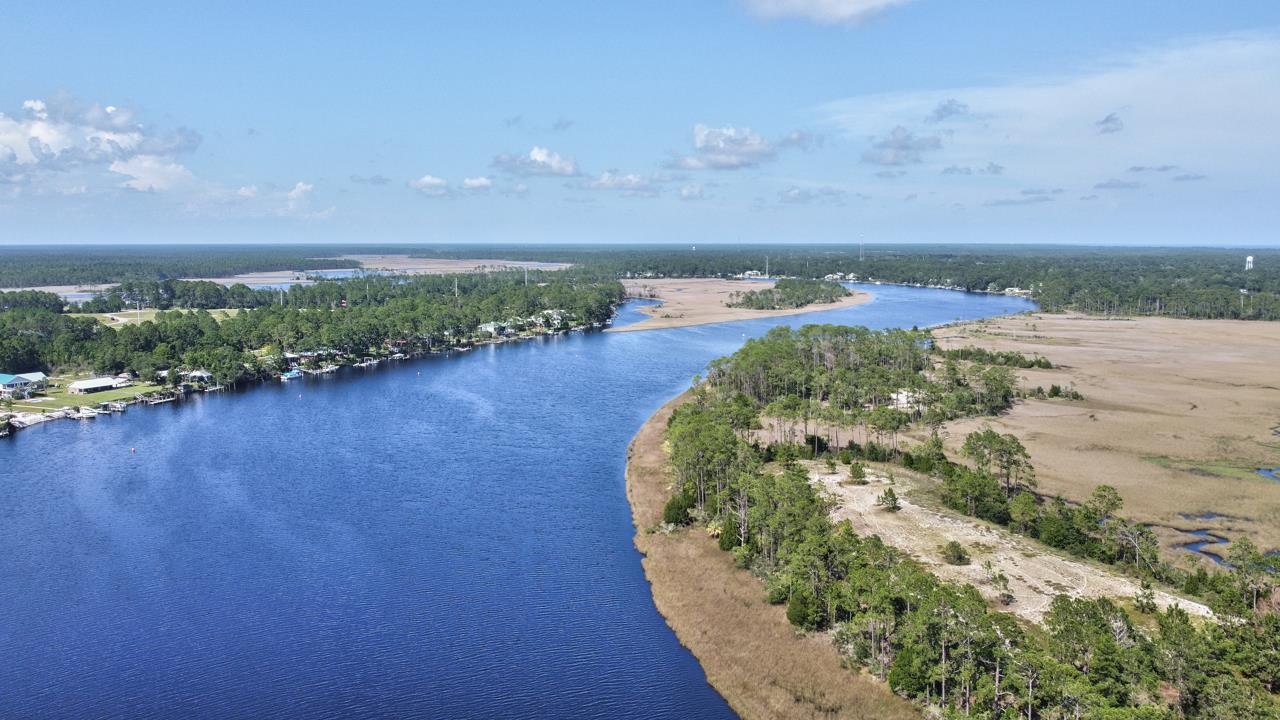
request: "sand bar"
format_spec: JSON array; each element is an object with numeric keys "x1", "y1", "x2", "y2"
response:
[{"x1": 611, "y1": 278, "x2": 872, "y2": 333}]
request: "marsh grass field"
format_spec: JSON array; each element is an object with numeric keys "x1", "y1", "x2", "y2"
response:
[{"x1": 931, "y1": 313, "x2": 1280, "y2": 558}]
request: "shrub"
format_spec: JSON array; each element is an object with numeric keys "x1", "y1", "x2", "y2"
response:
[
  {"x1": 943, "y1": 540, "x2": 971, "y2": 565},
  {"x1": 875, "y1": 487, "x2": 901, "y2": 511},
  {"x1": 663, "y1": 491, "x2": 694, "y2": 525}
]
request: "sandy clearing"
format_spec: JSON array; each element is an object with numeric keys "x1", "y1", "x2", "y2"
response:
[
  {"x1": 929, "y1": 313, "x2": 1280, "y2": 557},
  {"x1": 610, "y1": 278, "x2": 872, "y2": 333},
  {"x1": 812, "y1": 463, "x2": 1212, "y2": 624},
  {"x1": 336, "y1": 254, "x2": 571, "y2": 274}
]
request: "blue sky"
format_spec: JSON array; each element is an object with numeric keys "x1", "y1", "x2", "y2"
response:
[{"x1": 1, "y1": 1, "x2": 1278, "y2": 245}]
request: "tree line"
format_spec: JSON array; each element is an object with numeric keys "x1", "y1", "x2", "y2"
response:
[{"x1": 0, "y1": 272, "x2": 623, "y2": 387}]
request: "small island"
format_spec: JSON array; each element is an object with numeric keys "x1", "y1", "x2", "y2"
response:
[{"x1": 726, "y1": 278, "x2": 850, "y2": 310}]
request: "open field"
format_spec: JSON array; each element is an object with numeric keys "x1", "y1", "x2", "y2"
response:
[
  {"x1": 930, "y1": 313, "x2": 1280, "y2": 558},
  {"x1": 627, "y1": 392, "x2": 918, "y2": 720},
  {"x1": 69, "y1": 308, "x2": 242, "y2": 327},
  {"x1": 337, "y1": 254, "x2": 572, "y2": 274},
  {"x1": 812, "y1": 461, "x2": 1211, "y2": 624},
  {"x1": 611, "y1": 278, "x2": 871, "y2": 333}
]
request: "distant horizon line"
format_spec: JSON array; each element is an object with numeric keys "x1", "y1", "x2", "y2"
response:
[{"x1": 1, "y1": 241, "x2": 1278, "y2": 250}]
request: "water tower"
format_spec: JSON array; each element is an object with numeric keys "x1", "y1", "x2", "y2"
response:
[{"x1": 1245, "y1": 255, "x2": 1254, "y2": 271}]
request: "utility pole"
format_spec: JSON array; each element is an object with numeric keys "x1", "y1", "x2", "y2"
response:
[
  {"x1": 765, "y1": 255, "x2": 769, "y2": 277},
  {"x1": 859, "y1": 234, "x2": 865, "y2": 262}
]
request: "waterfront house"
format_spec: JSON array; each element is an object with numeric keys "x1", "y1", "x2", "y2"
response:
[
  {"x1": 69, "y1": 377, "x2": 125, "y2": 394},
  {"x1": 0, "y1": 373, "x2": 32, "y2": 399},
  {"x1": 17, "y1": 372, "x2": 48, "y2": 391}
]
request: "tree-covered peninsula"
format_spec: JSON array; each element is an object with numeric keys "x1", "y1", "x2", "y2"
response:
[{"x1": 659, "y1": 324, "x2": 1280, "y2": 719}]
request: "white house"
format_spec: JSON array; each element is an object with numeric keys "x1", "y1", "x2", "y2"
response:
[{"x1": 68, "y1": 377, "x2": 124, "y2": 395}]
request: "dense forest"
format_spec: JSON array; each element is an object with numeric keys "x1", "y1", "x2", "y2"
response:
[
  {"x1": 0, "y1": 272, "x2": 623, "y2": 386},
  {"x1": 0, "y1": 245, "x2": 360, "y2": 287},
  {"x1": 663, "y1": 325, "x2": 1280, "y2": 719},
  {"x1": 726, "y1": 278, "x2": 849, "y2": 310},
  {"x1": 407, "y1": 244, "x2": 1280, "y2": 320},
  {"x1": 3, "y1": 244, "x2": 1277, "y2": 320}
]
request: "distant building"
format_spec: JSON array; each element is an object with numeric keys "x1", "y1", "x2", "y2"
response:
[{"x1": 1246, "y1": 255, "x2": 1254, "y2": 271}]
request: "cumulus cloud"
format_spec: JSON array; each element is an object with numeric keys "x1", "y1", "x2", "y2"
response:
[
  {"x1": 924, "y1": 98, "x2": 970, "y2": 123},
  {"x1": 0, "y1": 94, "x2": 200, "y2": 182},
  {"x1": 350, "y1": 173, "x2": 391, "y2": 185},
  {"x1": 861, "y1": 126, "x2": 942, "y2": 165},
  {"x1": 1096, "y1": 112, "x2": 1125, "y2": 134},
  {"x1": 743, "y1": 0, "x2": 914, "y2": 25},
  {"x1": 492, "y1": 146, "x2": 579, "y2": 176},
  {"x1": 668, "y1": 124, "x2": 776, "y2": 170},
  {"x1": 236, "y1": 185, "x2": 258, "y2": 197},
  {"x1": 779, "y1": 185, "x2": 846, "y2": 205},
  {"x1": 1173, "y1": 173, "x2": 1207, "y2": 182},
  {"x1": 462, "y1": 176, "x2": 493, "y2": 190},
  {"x1": 278, "y1": 181, "x2": 335, "y2": 219},
  {"x1": 1094, "y1": 178, "x2": 1141, "y2": 190},
  {"x1": 408, "y1": 174, "x2": 449, "y2": 196},
  {"x1": 109, "y1": 155, "x2": 194, "y2": 192}
]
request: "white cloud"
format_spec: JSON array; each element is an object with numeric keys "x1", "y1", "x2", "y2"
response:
[
  {"x1": 237, "y1": 185, "x2": 259, "y2": 197},
  {"x1": 108, "y1": 155, "x2": 194, "y2": 192},
  {"x1": 576, "y1": 171, "x2": 661, "y2": 197},
  {"x1": 822, "y1": 33, "x2": 1280, "y2": 201},
  {"x1": 779, "y1": 184, "x2": 846, "y2": 205},
  {"x1": 668, "y1": 124, "x2": 776, "y2": 170},
  {"x1": 744, "y1": 0, "x2": 913, "y2": 25},
  {"x1": 492, "y1": 146, "x2": 579, "y2": 176},
  {"x1": 679, "y1": 184, "x2": 705, "y2": 201},
  {"x1": 408, "y1": 174, "x2": 449, "y2": 196},
  {"x1": 462, "y1": 176, "x2": 493, "y2": 190}
]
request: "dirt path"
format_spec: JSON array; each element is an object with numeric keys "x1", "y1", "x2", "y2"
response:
[
  {"x1": 812, "y1": 464, "x2": 1213, "y2": 624},
  {"x1": 627, "y1": 393, "x2": 918, "y2": 720}
]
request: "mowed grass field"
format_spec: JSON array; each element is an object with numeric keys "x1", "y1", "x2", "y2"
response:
[
  {"x1": 69, "y1": 308, "x2": 241, "y2": 327},
  {"x1": 930, "y1": 313, "x2": 1280, "y2": 558},
  {"x1": 7, "y1": 376, "x2": 164, "y2": 413}
]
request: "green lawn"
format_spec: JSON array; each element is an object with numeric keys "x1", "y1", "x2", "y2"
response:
[
  {"x1": 7, "y1": 380, "x2": 165, "y2": 413},
  {"x1": 69, "y1": 308, "x2": 241, "y2": 327}
]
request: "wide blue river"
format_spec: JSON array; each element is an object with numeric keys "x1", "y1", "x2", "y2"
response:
[{"x1": 0, "y1": 285, "x2": 1033, "y2": 719}]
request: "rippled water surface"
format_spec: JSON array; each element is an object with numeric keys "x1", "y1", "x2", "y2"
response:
[{"x1": 0, "y1": 285, "x2": 1033, "y2": 719}]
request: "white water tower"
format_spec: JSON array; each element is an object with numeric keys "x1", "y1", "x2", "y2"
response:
[{"x1": 1245, "y1": 255, "x2": 1254, "y2": 271}]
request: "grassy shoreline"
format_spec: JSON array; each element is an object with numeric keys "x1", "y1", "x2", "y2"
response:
[{"x1": 625, "y1": 390, "x2": 918, "y2": 720}]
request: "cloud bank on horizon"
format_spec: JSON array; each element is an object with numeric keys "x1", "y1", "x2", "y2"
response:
[{"x1": 0, "y1": 1, "x2": 1277, "y2": 244}]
